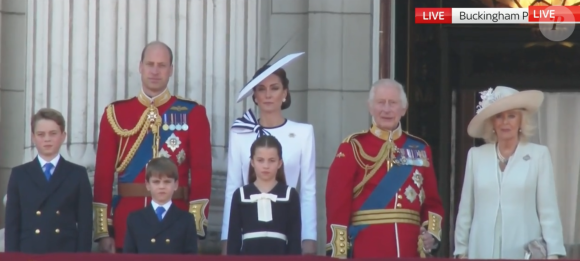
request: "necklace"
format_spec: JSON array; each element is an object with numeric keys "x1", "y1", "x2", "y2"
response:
[{"x1": 496, "y1": 145, "x2": 509, "y2": 164}]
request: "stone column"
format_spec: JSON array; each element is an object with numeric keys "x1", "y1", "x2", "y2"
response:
[
  {"x1": 0, "y1": 0, "x2": 27, "y2": 228},
  {"x1": 23, "y1": 0, "x2": 260, "y2": 252},
  {"x1": 306, "y1": 0, "x2": 377, "y2": 254}
]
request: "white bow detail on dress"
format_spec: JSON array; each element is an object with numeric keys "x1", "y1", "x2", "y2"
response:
[{"x1": 249, "y1": 193, "x2": 278, "y2": 222}]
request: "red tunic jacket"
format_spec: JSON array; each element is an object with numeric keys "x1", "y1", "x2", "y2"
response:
[
  {"x1": 325, "y1": 124, "x2": 444, "y2": 258},
  {"x1": 92, "y1": 89, "x2": 212, "y2": 248}
]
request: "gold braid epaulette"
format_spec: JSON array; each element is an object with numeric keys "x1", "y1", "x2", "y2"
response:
[
  {"x1": 347, "y1": 131, "x2": 397, "y2": 198},
  {"x1": 342, "y1": 130, "x2": 367, "y2": 143},
  {"x1": 105, "y1": 104, "x2": 150, "y2": 173},
  {"x1": 404, "y1": 131, "x2": 430, "y2": 146}
]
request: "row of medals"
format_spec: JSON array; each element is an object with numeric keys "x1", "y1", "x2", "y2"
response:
[
  {"x1": 161, "y1": 114, "x2": 189, "y2": 131},
  {"x1": 392, "y1": 147, "x2": 425, "y2": 166}
]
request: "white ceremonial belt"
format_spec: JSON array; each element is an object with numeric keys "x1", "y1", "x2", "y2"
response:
[{"x1": 242, "y1": 231, "x2": 287, "y2": 241}]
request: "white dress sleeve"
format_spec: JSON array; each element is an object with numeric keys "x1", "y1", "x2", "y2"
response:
[
  {"x1": 221, "y1": 130, "x2": 244, "y2": 240},
  {"x1": 536, "y1": 146, "x2": 566, "y2": 257},
  {"x1": 454, "y1": 147, "x2": 475, "y2": 257},
  {"x1": 299, "y1": 124, "x2": 317, "y2": 241}
]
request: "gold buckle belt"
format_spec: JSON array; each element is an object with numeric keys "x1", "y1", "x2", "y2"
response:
[{"x1": 351, "y1": 209, "x2": 420, "y2": 226}]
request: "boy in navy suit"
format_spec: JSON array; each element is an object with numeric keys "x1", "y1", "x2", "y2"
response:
[
  {"x1": 4, "y1": 108, "x2": 93, "y2": 253},
  {"x1": 123, "y1": 157, "x2": 198, "y2": 254}
]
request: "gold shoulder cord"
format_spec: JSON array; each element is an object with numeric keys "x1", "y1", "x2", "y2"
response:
[
  {"x1": 106, "y1": 104, "x2": 163, "y2": 173},
  {"x1": 342, "y1": 130, "x2": 367, "y2": 143},
  {"x1": 351, "y1": 139, "x2": 397, "y2": 197},
  {"x1": 405, "y1": 131, "x2": 430, "y2": 146}
]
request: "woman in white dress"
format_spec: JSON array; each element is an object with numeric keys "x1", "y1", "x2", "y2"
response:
[
  {"x1": 454, "y1": 86, "x2": 566, "y2": 259},
  {"x1": 221, "y1": 52, "x2": 317, "y2": 255}
]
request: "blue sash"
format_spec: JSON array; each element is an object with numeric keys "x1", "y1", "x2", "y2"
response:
[
  {"x1": 112, "y1": 99, "x2": 196, "y2": 210},
  {"x1": 347, "y1": 137, "x2": 425, "y2": 241}
]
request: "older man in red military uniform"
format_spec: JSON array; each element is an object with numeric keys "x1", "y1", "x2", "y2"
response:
[
  {"x1": 325, "y1": 79, "x2": 444, "y2": 258},
  {"x1": 93, "y1": 41, "x2": 212, "y2": 252}
]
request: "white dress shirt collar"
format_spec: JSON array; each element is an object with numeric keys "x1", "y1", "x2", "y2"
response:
[
  {"x1": 37, "y1": 154, "x2": 61, "y2": 174},
  {"x1": 151, "y1": 200, "x2": 172, "y2": 219}
]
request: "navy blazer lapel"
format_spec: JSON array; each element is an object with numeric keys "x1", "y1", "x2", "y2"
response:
[
  {"x1": 44, "y1": 157, "x2": 70, "y2": 199},
  {"x1": 144, "y1": 205, "x2": 161, "y2": 227},
  {"x1": 151, "y1": 204, "x2": 180, "y2": 237},
  {"x1": 30, "y1": 157, "x2": 71, "y2": 208},
  {"x1": 26, "y1": 157, "x2": 49, "y2": 189}
]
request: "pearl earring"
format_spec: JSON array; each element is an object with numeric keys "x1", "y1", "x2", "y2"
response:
[
  {"x1": 519, "y1": 129, "x2": 522, "y2": 132},
  {"x1": 283, "y1": 98, "x2": 286, "y2": 102}
]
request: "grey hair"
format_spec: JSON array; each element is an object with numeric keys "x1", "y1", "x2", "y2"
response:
[
  {"x1": 481, "y1": 109, "x2": 536, "y2": 144},
  {"x1": 368, "y1": 79, "x2": 408, "y2": 109}
]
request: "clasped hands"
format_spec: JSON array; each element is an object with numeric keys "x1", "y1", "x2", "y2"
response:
[{"x1": 420, "y1": 226, "x2": 438, "y2": 255}]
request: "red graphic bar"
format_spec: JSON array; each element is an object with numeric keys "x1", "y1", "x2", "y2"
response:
[
  {"x1": 415, "y1": 8, "x2": 453, "y2": 24},
  {"x1": 528, "y1": 6, "x2": 580, "y2": 22}
]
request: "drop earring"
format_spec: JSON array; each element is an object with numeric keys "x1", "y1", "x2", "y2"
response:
[{"x1": 283, "y1": 98, "x2": 286, "y2": 102}]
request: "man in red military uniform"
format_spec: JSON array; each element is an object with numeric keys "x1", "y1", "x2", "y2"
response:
[
  {"x1": 325, "y1": 79, "x2": 444, "y2": 258},
  {"x1": 93, "y1": 41, "x2": 212, "y2": 252}
]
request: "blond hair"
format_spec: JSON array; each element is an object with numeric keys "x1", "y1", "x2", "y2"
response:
[{"x1": 481, "y1": 109, "x2": 536, "y2": 144}]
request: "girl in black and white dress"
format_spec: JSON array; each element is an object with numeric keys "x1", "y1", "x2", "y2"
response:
[{"x1": 227, "y1": 136, "x2": 301, "y2": 255}]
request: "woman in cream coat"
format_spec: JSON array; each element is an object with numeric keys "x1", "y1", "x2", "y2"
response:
[{"x1": 454, "y1": 86, "x2": 566, "y2": 259}]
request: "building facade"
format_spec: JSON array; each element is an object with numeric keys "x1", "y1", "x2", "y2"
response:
[{"x1": 0, "y1": 0, "x2": 393, "y2": 253}]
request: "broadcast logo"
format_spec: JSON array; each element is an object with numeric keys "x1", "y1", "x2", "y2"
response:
[{"x1": 536, "y1": 6, "x2": 575, "y2": 42}]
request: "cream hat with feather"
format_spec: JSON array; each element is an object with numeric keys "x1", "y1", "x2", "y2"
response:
[{"x1": 467, "y1": 86, "x2": 544, "y2": 138}]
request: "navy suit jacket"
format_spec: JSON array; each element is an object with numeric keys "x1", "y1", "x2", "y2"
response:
[
  {"x1": 4, "y1": 156, "x2": 93, "y2": 253},
  {"x1": 123, "y1": 204, "x2": 198, "y2": 254}
]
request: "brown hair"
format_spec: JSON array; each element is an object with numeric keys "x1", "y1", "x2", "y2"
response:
[
  {"x1": 251, "y1": 66, "x2": 292, "y2": 110},
  {"x1": 248, "y1": 135, "x2": 286, "y2": 184},
  {"x1": 31, "y1": 108, "x2": 66, "y2": 133},
  {"x1": 146, "y1": 157, "x2": 179, "y2": 181}
]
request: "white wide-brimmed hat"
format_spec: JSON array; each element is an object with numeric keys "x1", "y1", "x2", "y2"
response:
[
  {"x1": 467, "y1": 86, "x2": 544, "y2": 138},
  {"x1": 236, "y1": 52, "x2": 304, "y2": 103}
]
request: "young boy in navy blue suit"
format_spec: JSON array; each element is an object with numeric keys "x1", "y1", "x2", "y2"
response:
[
  {"x1": 4, "y1": 108, "x2": 93, "y2": 253},
  {"x1": 123, "y1": 157, "x2": 198, "y2": 254}
]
